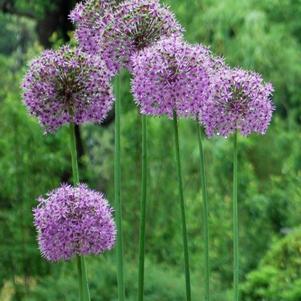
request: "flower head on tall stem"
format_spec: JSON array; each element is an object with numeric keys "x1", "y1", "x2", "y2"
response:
[
  {"x1": 22, "y1": 46, "x2": 114, "y2": 133},
  {"x1": 33, "y1": 184, "x2": 116, "y2": 262},
  {"x1": 99, "y1": 0, "x2": 184, "y2": 73},
  {"x1": 69, "y1": 0, "x2": 120, "y2": 55},
  {"x1": 131, "y1": 36, "x2": 216, "y2": 118},
  {"x1": 199, "y1": 67, "x2": 274, "y2": 137}
]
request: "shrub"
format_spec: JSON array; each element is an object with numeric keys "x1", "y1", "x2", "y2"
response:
[{"x1": 241, "y1": 228, "x2": 301, "y2": 301}]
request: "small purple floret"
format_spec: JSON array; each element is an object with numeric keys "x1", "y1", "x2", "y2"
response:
[
  {"x1": 99, "y1": 0, "x2": 184, "y2": 73},
  {"x1": 131, "y1": 36, "x2": 215, "y2": 118},
  {"x1": 69, "y1": 0, "x2": 119, "y2": 55},
  {"x1": 33, "y1": 184, "x2": 116, "y2": 262},
  {"x1": 199, "y1": 67, "x2": 274, "y2": 137},
  {"x1": 22, "y1": 46, "x2": 114, "y2": 133}
]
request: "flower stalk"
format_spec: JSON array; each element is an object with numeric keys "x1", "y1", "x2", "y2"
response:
[
  {"x1": 114, "y1": 74, "x2": 125, "y2": 301},
  {"x1": 138, "y1": 115, "x2": 148, "y2": 301},
  {"x1": 173, "y1": 111, "x2": 191, "y2": 301},
  {"x1": 197, "y1": 123, "x2": 210, "y2": 301},
  {"x1": 233, "y1": 131, "x2": 239, "y2": 301},
  {"x1": 69, "y1": 122, "x2": 91, "y2": 301}
]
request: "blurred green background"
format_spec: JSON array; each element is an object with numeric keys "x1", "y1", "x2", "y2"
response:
[{"x1": 0, "y1": 0, "x2": 301, "y2": 300}]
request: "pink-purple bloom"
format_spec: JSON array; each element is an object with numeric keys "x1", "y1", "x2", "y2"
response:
[
  {"x1": 33, "y1": 184, "x2": 116, "y2": 261},
  {"x1": 98, "y1": 0, "x2": 184, "y2": 73},
  {"x1": 199, "y1": 68, "x2": 274, "y2": 137},
  {"x1": 131, "y1": 36, "x2": 215, "y2": 118},
  {"x1": 69, "y1": 0, "x2": 119, "y2": 55},
  {"x1": 22, "y1": 46, "x2": 114, "y2": 133}
]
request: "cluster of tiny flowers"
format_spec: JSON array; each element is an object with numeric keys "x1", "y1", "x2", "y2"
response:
[
  {"x1": 22, "y1": 46, "x2": 114, "y2": 133},
  {"x1": 99, "y1": 0, "x2": 184, "y2": 73},
  {"x1": 199, "y1": 68, "x2": 274, "y2": 137},
  {"x1": 131, "y1": 36, "x2": 215, "y2": 118},
  {"x1": 69, "y1": 0, "x2": 120, "y2": 55},
  {"x1": 33, "y1": 184, "x2": 116, "y2": 261}
]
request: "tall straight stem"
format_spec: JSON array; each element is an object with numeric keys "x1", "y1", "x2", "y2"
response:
[
  {"x1": 233, "y1": 132, "x2": 239, "y2": 301},
  {"x1": 69, "y1": 122, "x2": 91, "y2": 301},
  {"x1": 173, "y1": 111, "x2": 191, "y2": 301},
  {"x1": 76, "y1": 256, "x2": 83, "y2": 301},
  {"x1": 137, "y1": 115, "x2": 147, "y2": 301},
  {"x1": 114, "y1": 75, "x2": 125, "y2": 301},
  {"x1": 197, "y1": 124, "x2": 210, "y2": 301}
]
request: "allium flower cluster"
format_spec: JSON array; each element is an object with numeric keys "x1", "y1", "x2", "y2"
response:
[
  {"x1": 22, "y1": 46, "x2": 114, "y2": 133},
  {"x1": 131, "y1": 36, "x2": 214, "y2": 118},
  {"x1": 199, "y1": 68, "x2": 274, "y2": 137},
  {"x1": 99, "y1": 0, "x2": 184, "y2": 73},
  {"x1": 70, "y1": 0, "x2": 120, "y2": 54},
  {"x1": 33, "y1": 184, "x2": 116, "y2": 261}
]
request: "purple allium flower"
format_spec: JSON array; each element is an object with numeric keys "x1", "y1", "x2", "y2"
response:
[
  {"x1": 131, "y1": 36, "x2": 214, "y2": 118},
  {"x1": 69, "y1": 0, "x2": 120, "y2": 55},
  {"x1": 33, "y1": 184, "x2": 116, "y2": 262},
  {"x1": 22, "y1": 46, "x2": 114, "y2": 133},
  {"x1": 99, "y1": 0, "x2": 184, "y2": 73},
  {"x1": 199, "y1": 68, "x2": 274, "y2": 137}
]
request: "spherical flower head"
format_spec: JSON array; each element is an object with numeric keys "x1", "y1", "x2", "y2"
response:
[
  {"x1": 33, "y1": 184, "x2": 116, "y2": 261},
  {"x1": 99, "y1": 0, "x2": 184, "y2": 73},
  {"x1": 131, "y1": 36, "x2": 214, "y2": 118},
  {"x1": 22, "y1": 46, "x2": 114, "y2": 133},
  {"x1": 69, "y1": 0, "x2": 120, "y2": 55},
  {"x1": 199, "y1": 67, "x2": 274, "y2": 137}
]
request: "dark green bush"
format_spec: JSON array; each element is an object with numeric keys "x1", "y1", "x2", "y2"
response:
[{"x1": 241, "y1": 228, "x2": 301, "y2": 301}]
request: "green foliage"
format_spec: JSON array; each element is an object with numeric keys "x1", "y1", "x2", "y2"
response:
[
  {"x1": 241, "y1": 228, "x2": 301, "y2": 301},
  {"x1": 22, "y1": 258, "x2": 203, "y2": 301},
  {"x1": 0, "y1": 13, "x2": 36, "y2": 55},
  {"x1": 13, "y1": 0, "x2": 54, "y2": 19}
]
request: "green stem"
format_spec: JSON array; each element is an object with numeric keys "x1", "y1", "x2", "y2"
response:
[
  {"x1": 114, "y1": 75, "x2": 125, "y2": 301},
  {"x1": 69, "y1": 122, "x2": 91, "y2": 301},
  {"x1": 197, "y1": 124, "x2": 210, "y2": 301},
  {"x1": 137, "y1": 115, "x2": 147, "y2": 301},
  {"x1": 69, "y1": 123, "x2": 80, "y2": 185},
  {"x1": 76, "y1": 256, "x2": 83, "y2": 301},
  {"x1": 173, "y1": 111, "x2": 191, "y2": 301},
  {"x1": 233, "y1": 132, "x2": 239, "y2": 301}
]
